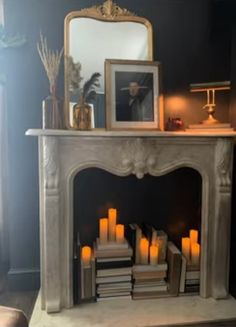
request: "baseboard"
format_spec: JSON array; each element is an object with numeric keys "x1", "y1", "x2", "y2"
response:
[{"x1": 7, "y1": 268, "x2": 40, "y2": 291}]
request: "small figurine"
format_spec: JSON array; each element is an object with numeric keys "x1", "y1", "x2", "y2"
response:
[{"x1": 165, "y1": 117, "x2": 185, "y2": 131}]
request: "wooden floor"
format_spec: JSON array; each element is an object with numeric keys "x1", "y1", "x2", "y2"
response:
[{"x1": 0, "y1": 289, "x2": 37, "y2": 320}]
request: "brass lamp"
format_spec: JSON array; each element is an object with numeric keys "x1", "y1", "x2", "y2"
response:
[{"x1": 190, "y1": 81, "x2": 231, "y2": 125}]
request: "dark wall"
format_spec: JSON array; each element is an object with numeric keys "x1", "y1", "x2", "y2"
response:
[{"x1": 3, "y1": 0, "x2": 232, "y2": 289}]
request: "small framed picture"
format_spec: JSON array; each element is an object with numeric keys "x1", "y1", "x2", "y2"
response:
[{"x1": 105, "y1": 59, "x2": 162, "y2": 130}]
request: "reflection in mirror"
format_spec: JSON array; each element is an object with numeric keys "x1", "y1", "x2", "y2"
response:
[
  {"x1": 70, "y1": 19, "x2": 149, "y2": 91},
  {"x1": 64, "y1": 1, "x2": 153, "y2": 129}
]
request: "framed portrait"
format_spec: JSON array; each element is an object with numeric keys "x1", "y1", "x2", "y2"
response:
[{"x1": 105, "y1": 59, "x2": 162, "y2": 130}]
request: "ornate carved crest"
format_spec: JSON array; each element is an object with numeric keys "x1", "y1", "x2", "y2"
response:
[
  {"x1": 78, "y1": 0, "x2": 135, "y2": 19},
  {"x1": 120, "y1": 138, "x2": 158, "y2": 179}
]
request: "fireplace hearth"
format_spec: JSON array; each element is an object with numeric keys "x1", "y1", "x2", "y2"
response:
[{"x1": 27, "y1": 129, "x2": 235, "y2": 313}]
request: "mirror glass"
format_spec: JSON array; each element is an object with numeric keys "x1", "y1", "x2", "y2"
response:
[{"x1": 65, "y1": 3, "x2": 153, "y2": 128}]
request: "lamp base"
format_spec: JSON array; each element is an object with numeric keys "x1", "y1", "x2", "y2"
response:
[{"x1": 201, "y1": 113, "x2": 219, "y2": 125}]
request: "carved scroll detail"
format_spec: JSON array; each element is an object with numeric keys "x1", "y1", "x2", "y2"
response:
[
  {"x1": 78, "y1": 0, "x2": 135, "y2": 19},
  {"x1": 43, "y1": 137, "x2": 59, "y2": 190},
  {"x1": 120, "y1": 138, "x2": 158, "y2": 179},
  {"x1": 215, "y1": 139, "x2": 232, "y2": 190}
]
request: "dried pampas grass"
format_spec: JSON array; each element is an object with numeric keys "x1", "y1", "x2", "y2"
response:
[{"x1": 37, "y1": 33, "x2": 63, "y2": 95}]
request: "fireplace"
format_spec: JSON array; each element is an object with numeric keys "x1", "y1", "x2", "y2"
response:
[{"x1": 27, "y1": 129, "x2": 234, "y2": 313}]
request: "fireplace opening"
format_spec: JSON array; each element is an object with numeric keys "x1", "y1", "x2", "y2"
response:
[
  {"x1": 74, "y1": 167, "x2": 202, "y2": 248},
  {"x1": 73, "y1": 167, "x2": 202, "y2": 303}
]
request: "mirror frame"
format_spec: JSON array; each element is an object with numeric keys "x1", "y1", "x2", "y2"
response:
[{"x1": 64, "y1": 0, "x2": 154, "y2": 129}]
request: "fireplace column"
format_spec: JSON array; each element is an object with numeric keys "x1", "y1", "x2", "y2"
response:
[
  {"x1": 212, "y1": 138, "x2": 233, "y2": 298},
  {"x1": 40, "y1": 136, "x2": 61, "y2": 313}
]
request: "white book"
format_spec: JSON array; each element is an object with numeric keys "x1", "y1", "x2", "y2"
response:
[
  {"x1": 99, "y1": 292, "x2": 131, "y2": 297},
  {"x1": 133, "y1": 284, "x2": 168, "y2": 292},
  {"x1": 97, "y1": 287, "x2": 132, "y2": 294},
  {"x1": 179, "y1": 255, "x2": 187, "y2": 293},
  {"x1": 97, "y1": 282, "x2": 132, "y2": 289},
  {"x1": 97, "y1": 267, "x2": 132, "y2": 277},
  {"x1": 96, "y1": 275, "x2": 132, "y2": 284},
  {"x1": 97, "y1": 295, "x2": 132, "y2": 301},
  {"x1": 186, "y1": 270, "x2": 200, "y2": 280},
  {"x1": 133, "y1": 262, "x2": 167, "y2": 273},
  {"x1": 134, "y1": 280, "x2": 166, "y2": 287},
  {"x1": 96, "y1": 238, "x2": 129, "y2": 250},
  {"x1": 96, "y1": 257, "x2": 131, "y2": 263}
]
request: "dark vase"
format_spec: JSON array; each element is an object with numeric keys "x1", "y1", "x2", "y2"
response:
[{"x1": 42, "y1": 94, "x2": 64, "y2": 129}]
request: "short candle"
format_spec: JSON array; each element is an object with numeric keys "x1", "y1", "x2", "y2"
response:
[
  {"x1": 150, "y1": 245, "x2": 158, "y2": 265},
  {"x1": 140, "y1": 238, "x2": 149, "y2": 265},
  {"x1": 190, "y1": 229, "x2": 198, "y2": 245},
  {"x1": 191, "y1": 242, "x2": 200, "y2": 265},
  {"x1": 108, "y1": 208, "x2": 117, "y2": 241},
  {"x1": 82, "y1": 246, "x2": 92, "y2": 267},
  {"x1": 99, "y1": 218, "x2": 108, "y2": 244},
  {"x1": 182, "y1": 237, "x2": 191, "y2": 261},
  {"x1": 116, "y1": 224, "x2": 124, "y2": 243}
]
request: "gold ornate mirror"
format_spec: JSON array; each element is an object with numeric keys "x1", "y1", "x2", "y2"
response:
[{"x1": 64, "y1": 0, "x2": 153, "y2": 129}]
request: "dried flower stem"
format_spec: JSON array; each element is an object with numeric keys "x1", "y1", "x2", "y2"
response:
[{"x1": 37, "y1": 33, "x2": 63, "y2": 96}]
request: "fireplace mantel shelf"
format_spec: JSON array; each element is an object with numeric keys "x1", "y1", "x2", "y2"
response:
[
  {"x1": 26, "y1": 128, "x2": 236, "y2": 138},
  {"x1": 27, "y1": 127, "x2": 235, "y2": 313}
]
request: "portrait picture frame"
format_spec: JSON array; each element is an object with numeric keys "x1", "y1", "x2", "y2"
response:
[{"x1": 105, "y1": 59, "x2": 162, "y2": 131}]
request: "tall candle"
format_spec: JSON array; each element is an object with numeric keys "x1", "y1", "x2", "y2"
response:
[
  {"x1": 150, "y1": 245, "x2": 158, "y2": 265},
  {"x1": 182, "y1": 237, "x2": 191, "y2": 261},
  {"x1": 82, "y1": 246, "x2": 91, "y2": 267},
  {"x1": 116, "y1": 224, "x2": 124, "y2": 243},
  {"x1": 191, "y1": 243, "x2": 200, "y2": 265},
  {"x1": 99, "y1": 218, "x2": 108, "y2": 244},
  {"x1": 190, "y1": 229, "x2": 198, "y2": 245},
  {"x1": 108, "y1": 208, "x2": 117, "y2": 241},
  {"x1": 140, "y1": 238, "x2": 149, "y2": 265}
]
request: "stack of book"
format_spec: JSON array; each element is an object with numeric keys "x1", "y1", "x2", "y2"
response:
[
  {"x1": 94, "y1": 238, "x2": 133, "y2": 300},
  {"x1": 132, "y1": 263, "x2": 168, "y2": 299},
  {"x1": 179, "y1": 257, "x2": 200, "y2": 295},
  {"x1": 185, "y1": 265, "x2": 200, "y2": 294}
]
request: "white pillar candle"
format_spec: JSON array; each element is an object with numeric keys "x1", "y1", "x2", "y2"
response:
[
  {"x1": 116, "y1": 224, "x2": 124, "y2": 243},
  {"x1": 108, "y1": 208, "x2": 117, "y2": 241},
  {"x1": 190, "y1": 229, "x2": 198, "y2": 245},
  {"x1": 99, "y1": 218, "x2": 108, "y2": 244},
  {"x1": 150, "y1": 245, "x2": 158, "y2": 265},
  {"x1": 81, "y1": 246, "x2": 91, "y2": 267},
  {"x1": 182, "y1": 237, "x2": 191, "y2": 261},
  {"x1": 191, "y1": 243, "x2": 200, "y2": 265},
  {"x1": 140, "y1": 238, "x2": 149, "y2": 265}
]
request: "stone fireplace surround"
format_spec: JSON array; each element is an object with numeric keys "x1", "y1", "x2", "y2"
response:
[{"x1": 27, "y1": 129, "x2": 236, "y2": 314}]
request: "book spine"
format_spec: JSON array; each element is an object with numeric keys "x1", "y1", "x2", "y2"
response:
[
  {"x1": 81, "y1": 257, "x2": 96, "y2": 300},
  {"x1": 135, "y1": 225, "x2": 142, "y2": 264},
  {"x1": 74, "y1": 232, "x2": 81, "y2": 304},
  {"x1": 179, "y1": 255, "x2": 187, "y2": 293},
  {"x1": 167, "y1": 242, "x2": 182, "y2": 296},
  {"x1": 125, "y1": 224, "x2": 136, "y2": 261},
  {"x1": 157, "y1": 231, "x2": 168, "y2": 262}
]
